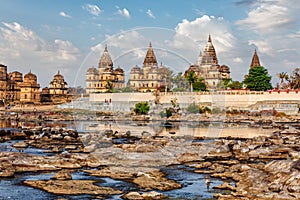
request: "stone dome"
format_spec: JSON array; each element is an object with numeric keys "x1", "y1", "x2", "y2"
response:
[
  {"x1": 24, "y1": 71, "x2": 37, "y2": 82},
  {"x1": 54, "y1": 71, "x2": 64, "y2": 80},
  {"x1": 219, "y1": 65, "x2": 230, "y2": 73},
  {"x1": 130, "y1": 65, "x2": 142, "y2": 73},
  {"x1": 115, "y1": 66, "x2": 124, "y2": 73},
  {"x1": 87, "y1": 67, "x2": 98, "y2": 75}
]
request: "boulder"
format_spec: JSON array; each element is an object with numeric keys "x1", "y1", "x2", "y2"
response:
[
  {"x1": 122, "y1": 192, "x2": 143, "y2": 200},
  {"x1": 51, "y1": 170, "x2": 72, "y2": 180},
  {"x1": 24, "y1": 180, "x2": 122, "y2": 195},
  {"x1": 12, "y1": 141, "x2": 28, "y2": 149}
]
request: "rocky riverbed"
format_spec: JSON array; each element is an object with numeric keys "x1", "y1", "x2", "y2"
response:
[
  {"x1": 1, "y1": 109, "x2": 300, "y2": 199},
  {"x1": 0, "y1": 122, "x2": 300, "y2": 199}
]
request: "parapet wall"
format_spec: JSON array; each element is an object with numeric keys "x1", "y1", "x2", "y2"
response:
[{"x1": 89, "y1": 91, "x2": 300, "y2": 109}]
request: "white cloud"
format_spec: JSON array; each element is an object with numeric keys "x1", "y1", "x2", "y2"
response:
[
  {"x1": 116, "y1": 6, "x2": 131, "y2": 18},
  {"x1": 233, "y1": 57, "x2": 243, "y2": 63},
  {"x1": 234, "y1": 0, "x2": 300, "y2": 85},
  {"x1": 169, "y1": 15, "x2": 236, "y2": 54},
  {"x1": 236, "y1": 0, "x2": 299, "y2": 35},
  {"x1": 248, "y1": 40, "x2": 272, "y2": 55},
  {"x1": 82, "y1": 4, "x2": 102, "y2": 16},
  {"x1": 0, "y1": 22, "x2": 81, "y2": 87},
  {"x1": 146, "y1": 9, "x2": 156, "y2": 19},
  {"x1": 59, "y1": 11, "x2": 71, "y2": 18}
]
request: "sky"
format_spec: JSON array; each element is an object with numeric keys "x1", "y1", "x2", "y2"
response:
[{"x1": 0, "y1": 0, "x2": 299, "y2": 88}]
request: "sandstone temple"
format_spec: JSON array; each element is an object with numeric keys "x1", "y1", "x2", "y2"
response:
[
  {"x1": 128, "y1": 42, "x2": 172, "y2": 92},
  {"x1": 86, "y1": 45, "x2": 125, "y2": 94},
  {"x1": 185, "y1": 35, "x2": 231, "y2": 89},
  {"x1": 0, "y1": 64, "x2": 69, "y2": 105}
]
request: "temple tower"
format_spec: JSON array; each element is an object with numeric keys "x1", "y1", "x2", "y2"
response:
[
  {"x1": 98, "y1": 45, "x2": 113, "y2": 74},
  {"x1": 250, "y1": 49, "x2": 261, "y2": 68}
]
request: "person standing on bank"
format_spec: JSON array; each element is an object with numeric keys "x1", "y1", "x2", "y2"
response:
[{"x1": 205, "y1": 176, "x2": 211, "y2": 191}]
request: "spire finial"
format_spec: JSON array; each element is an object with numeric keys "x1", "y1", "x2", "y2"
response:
[
  {"x1": 208, "y1": 34, "x2": 212, "y2": 42},
  {"x1": 58, "y1": 70, "x2": 60, "y2": 75},
  {"x1": 149, "y1": 42, "x2": 152, "y2": 47},
  {"x1": 104, "y1": 44, "x2": 108, "y2": 52}
]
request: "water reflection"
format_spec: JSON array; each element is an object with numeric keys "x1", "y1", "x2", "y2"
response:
[{"x1": 82, "y1": 120, "x2": 275, "y2": 138}]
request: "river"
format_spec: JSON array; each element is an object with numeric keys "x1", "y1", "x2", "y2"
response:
[{"x1": 0, "y1": 119, "x2": 275, "y2": 199}]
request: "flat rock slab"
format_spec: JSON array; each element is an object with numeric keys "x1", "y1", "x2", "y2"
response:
[{"x1": 23, "y1": 180, "x2": 122, "y2": 196}]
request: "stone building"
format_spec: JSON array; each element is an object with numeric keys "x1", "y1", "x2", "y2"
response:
[
  {"x1": 19, "y1": 71, "x2": 40, "y2": 103},
  {"x1": 8, "y1": 71, "x2": 23, "y2": 101},
  {"x1": 86, "y1": 45, "x2": 125, "y2": 94},
  {"x1": 0, "y1": 64, "x2": 24, "y2": 103},
  {"x1": 128, "y1": 42, "x2": 172, "y2": 92},
  {"x1": 49, "y1": 71, "x2": 68, "y2": 95},
  {"x1": 185, "y1": 35, "x2": 230, "y2": 90},
  {"x1": 44, "y1": 71, "x2": 69, "y2": 103},
  {"x1": 40, "y1": 87, "x2": 51, "y2": 103},
  {"x1": 0, "y1": 64, "x2": 8, "y2": 101}
]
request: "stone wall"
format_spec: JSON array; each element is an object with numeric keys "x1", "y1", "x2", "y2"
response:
[{"x1": 87, "y1": 91, "x2": 300, "y2": 114}]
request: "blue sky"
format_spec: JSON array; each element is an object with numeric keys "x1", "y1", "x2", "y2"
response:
[{"x1": 0, "y1": 0, "x2": 299, "y2": 87}]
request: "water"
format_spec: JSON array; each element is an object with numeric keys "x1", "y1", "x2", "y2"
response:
[
  {"x1": 0, "y1": 140, "x2": 53, "y2": 156},
  {"x1": 0, "y1": 119, "x2": 267, "y2": 199},
  {"x1": 78, "y1": 120, "x2": 274, "y2": 138},
  {"x1": 162, "y1": 165, "x2": 229, "y2": 200},
  {"x1": 0, "y1": 171, "x2": 100, "y2": 200}
]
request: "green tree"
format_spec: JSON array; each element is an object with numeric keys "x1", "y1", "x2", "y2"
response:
[
  {"x1": 193, "y1": 77, "x2": 207, "y2": 92},
  {"x1": 173, "y1": 72, "x2": 189, "y2": 91},
  {"x1": 222, "y1": 78, "x2": 232, "y2": 89},
  {"x1": 185, "y1": 71, "x2": 198, "y2": 92},
  {"x1": 218, "y1": 78, "x2": 243, "y2": 90},
  {"x1": 105, "y1": 81, "x2": 113, "y2": 93},
  {"x1": 185, "y1": 71, "x2": 207, "y2": 92},
  {"x1": 244, "y1": 66, "x2": 272, "y2": 91},
  {"x1": 229, "y1": 81, "x2": 243, "y2": 89},
  {"x1": 160, "y1": 67, "x2": 174, "y2": 92},
  {"x1": 290, "y1": 68, "x2": 300, "y2": 89},
  {"x1": 133, "y1": 102, "x2": 150, "y2": 115}
]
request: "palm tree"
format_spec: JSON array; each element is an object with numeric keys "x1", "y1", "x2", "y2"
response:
[
  {"x1": 277, "y1": 72, "x2": 289, "y2": 89},
  {"x1": 185, "y1": 71, "x2": 198, "y2": 92}
]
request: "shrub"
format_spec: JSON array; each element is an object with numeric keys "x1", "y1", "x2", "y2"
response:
[
  {"x1": 200, "y1": 106, "x2": 211, "y2": 114},
  {"x1": 134, "y1": 102, "x2": 150, "y2": 115},
  {"x1": 211, "y1": 107, "x2": 225, "y2": 114},
  {"x1": 166, "y1": 108, "x2": 173, "y2": 118},
  {"x1": 187, "y1": 103, "x2": 200, "y2": 114}
]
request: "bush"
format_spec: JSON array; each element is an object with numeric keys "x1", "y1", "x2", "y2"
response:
[
  {"x1": 134, "y1": 102, "x2": 150, "y2": 115},
  {"x1": 187, "y1": 103, "x2": 200, "y2": 114},
  {"x1": 159, "y1": 108, "x2": 173, "y2": 118},
  {"x1": 166, "y1": 108, "x2": 173, "y2": 118},
  {"x1": 122, "y1": 87, "x2": 134, "y2": 93},
  {"x1": 173, "y1": 87, "x2": 186, "y2": 92},
  {"x1": 211, "y1": 107, "x2": 225, "y2": 114},
  {"x1": 200, "y1": 106, "x2": 211, "y2": 114}
]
